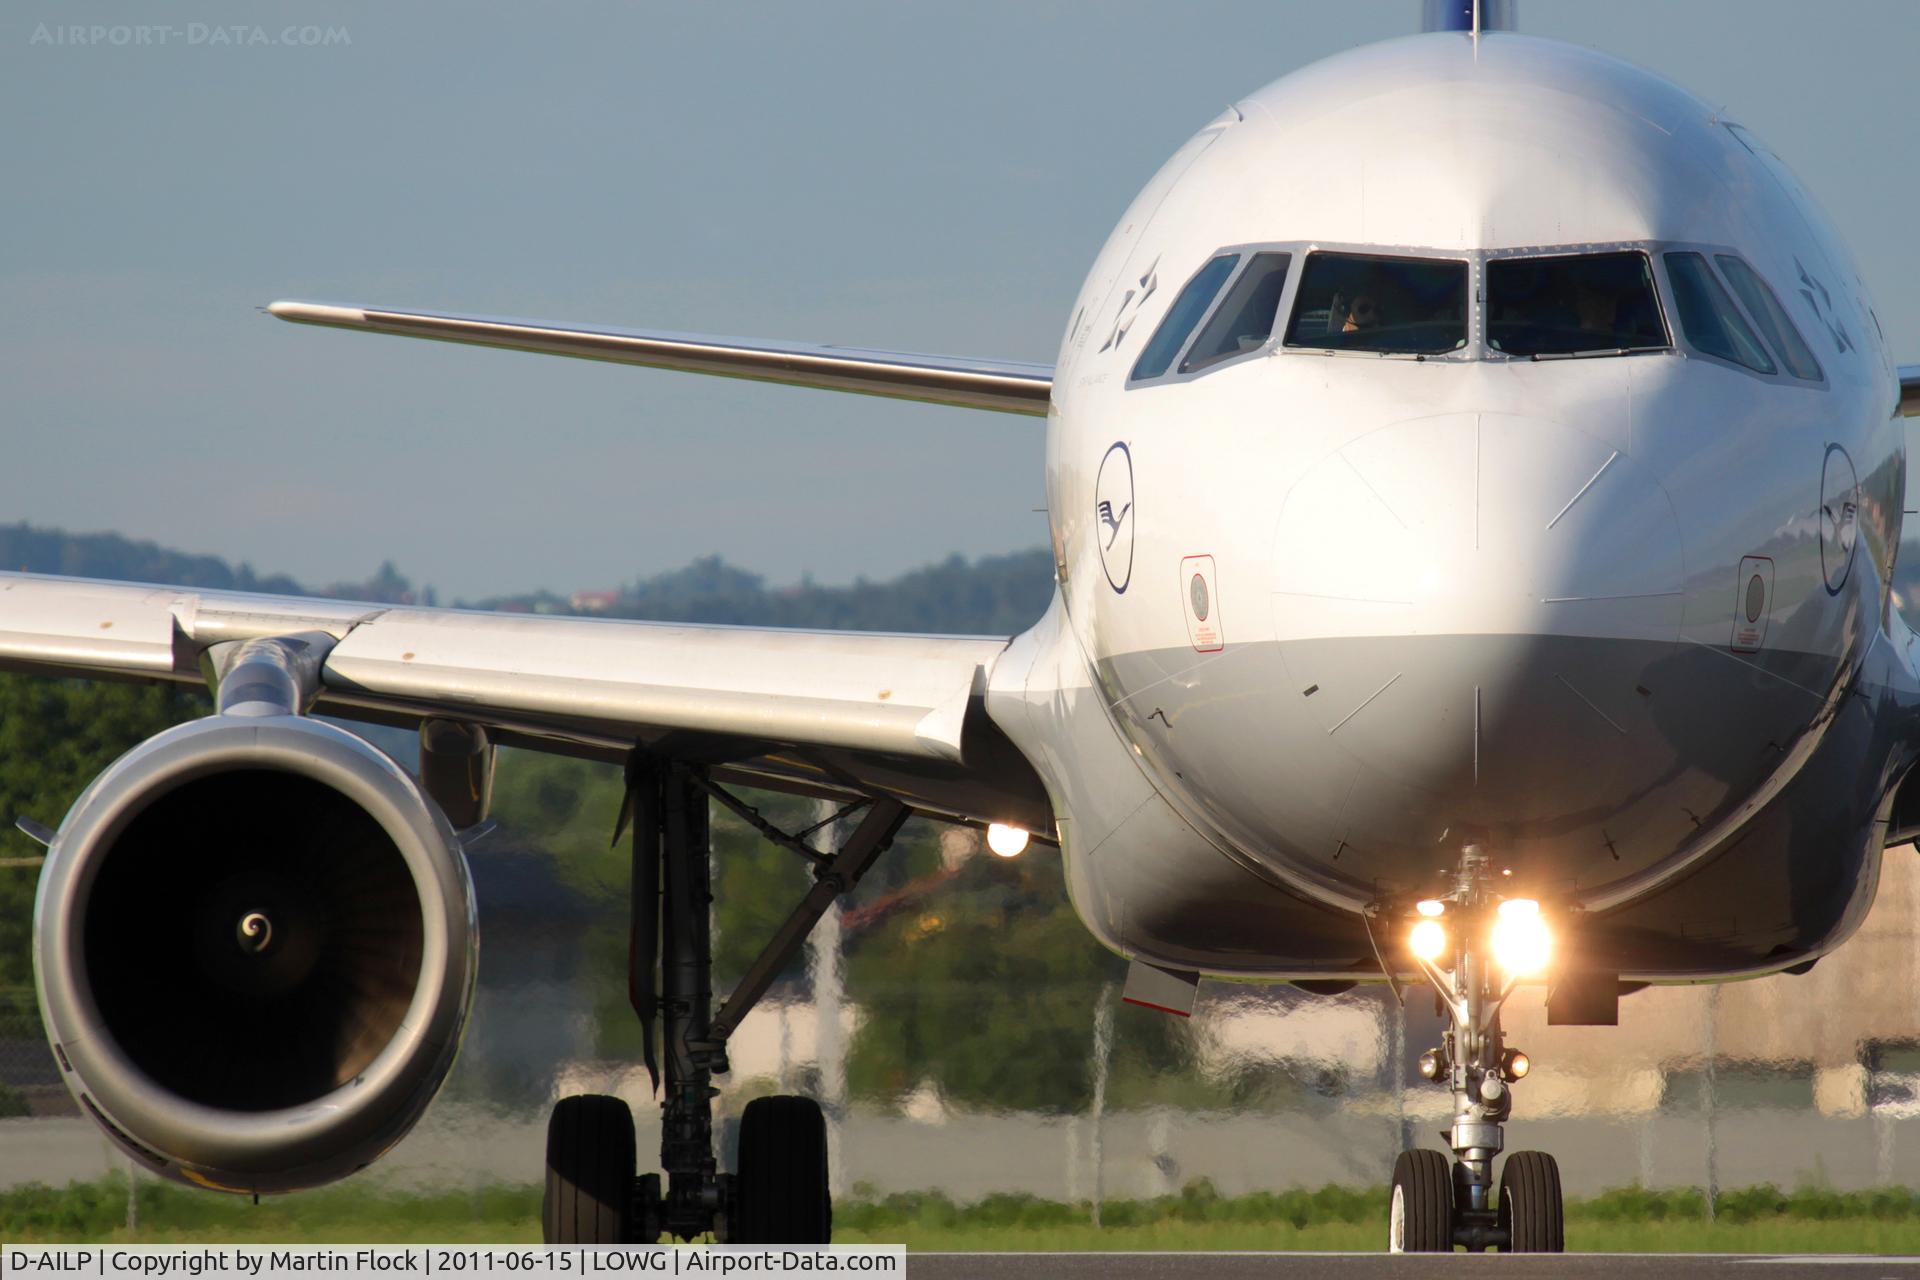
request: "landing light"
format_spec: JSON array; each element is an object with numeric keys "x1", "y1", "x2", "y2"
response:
[
  {"x1": 1492, "y1": 898, "x2": 1552, "y2": 976},
  {"x1": 1409, "y1": 919, "x2": 1448, "y2": 963},
  {"x1": 986, "y1": 823, "x2": 1030, "y2": 858}
]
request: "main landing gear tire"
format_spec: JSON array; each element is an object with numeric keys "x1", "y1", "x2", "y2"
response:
[
  {"x1": 1388, "y1": 1148, "x2": 1453, "y2": 1253},
  {"x1": 1498, "y1": 1150, "x2": 1565, "y2": 1253},
  {"x1": 543, "y1": 1094, "x2": 637, "y2": 1244},
  {"x1": 731, "y1": 1095, "x2": 831, "y2": 1244}
]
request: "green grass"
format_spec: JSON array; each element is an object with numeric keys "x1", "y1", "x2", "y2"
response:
[
  {"x1": 6, "y1": 1175, "x2": 1920, "y2": 1252},
  {"x1": 0, "y1": 1178, "x2": 542, "y2": 1244}
]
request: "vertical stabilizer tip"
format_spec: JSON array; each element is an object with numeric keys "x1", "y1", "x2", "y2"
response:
[{"x1": 1421, "y1": 0, "x2": 1517, "y2": 34}]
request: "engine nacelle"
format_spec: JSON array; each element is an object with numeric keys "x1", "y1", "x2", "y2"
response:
[{"x1": 33, "y1": 713, "x2": 478, "y2": 1194}]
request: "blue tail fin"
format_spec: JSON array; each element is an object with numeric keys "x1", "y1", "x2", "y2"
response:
[{"x1": 1421, "y1": 0, "x2": 1517, "y2": 33}]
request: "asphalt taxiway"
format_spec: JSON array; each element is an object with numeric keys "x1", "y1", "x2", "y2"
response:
[{"x1": 909, "y1": 1255, "x2": 1920, "y2": 1278}]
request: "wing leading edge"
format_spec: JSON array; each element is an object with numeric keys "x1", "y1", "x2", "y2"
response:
[
  {"x1": 0, "y1": 571, "x2": 1053, "y2": 832},
  {"x1": 268, "y1": 301, "x2": 1052, "y2": 417}
]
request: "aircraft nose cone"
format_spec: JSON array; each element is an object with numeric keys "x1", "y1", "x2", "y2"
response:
[{"x1": 1271, "y1": 412, "x2": 1685, "y2": 860}]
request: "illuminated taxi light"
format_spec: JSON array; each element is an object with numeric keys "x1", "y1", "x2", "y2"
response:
[
  {"x1": 1497, "y1": 897, "x2": 1540, "y2": 919},
  {"x1": 986, "y1": 823, "x2": 1030, "y2": 858},
  {"x1": 1504, "y1": 1049, "x2": 1531, "y2": 1081},
  {"x1": 1491, "y1": 910, "x2": 1552, "y2": 977},
  {"x1": 1415, "y1": 899, "x2": 1446, "y2": 917},
  {"x1": 1409, "y1": 919, "x2": 1448, "y2": 962}
]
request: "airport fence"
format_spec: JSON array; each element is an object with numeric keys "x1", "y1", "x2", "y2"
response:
[{"x1": 0, "y1": 988, "x2": 64, "y2": 1118}]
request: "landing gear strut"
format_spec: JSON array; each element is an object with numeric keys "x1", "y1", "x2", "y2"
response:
[
  {"x1": 541, "y1": 759, "x2": 908, "y2": 1244},
  {"x1": 1390, "y1": 845, "x2": 1564, "y2": 1253}
]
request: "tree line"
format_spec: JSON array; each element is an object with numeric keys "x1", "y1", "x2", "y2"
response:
[{"x1": 0, "y1": 521, "x2": 1057, "y2": 635}]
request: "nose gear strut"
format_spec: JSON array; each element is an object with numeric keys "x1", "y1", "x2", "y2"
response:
[{"x1": 1390, "y1": 844, "x2": 1564, "y2": 1253}]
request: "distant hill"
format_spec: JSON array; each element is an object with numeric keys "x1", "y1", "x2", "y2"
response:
[
  {"x1": 0, "y1": 524, "x2": 304, "y2": 595},
  {"x1": 465, "y1": 551, "x2": 1057, "y2": 635},
  {"x1": 0, "y1": 524, "x2": 1055, "y2": 636}
]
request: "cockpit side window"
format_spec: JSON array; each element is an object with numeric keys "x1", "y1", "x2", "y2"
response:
[
  {"x1": 1485, "y1": 252, "x2": 1668, "y2": 357},
  {"x1": 1663, "y1": 252, "x2": 1776, "y2": 375},
  {"x1": 1284, "y1": 253, "x2": 1468, "y2": 355},
  {"x1": 1130, "y1": 254, "x2": 1239, "y2": 382},
  {"x1": 1181, "y1": 253, "x2": 1292, "y2": 374},
  {"x1": 1715, "y1": 255, "x2": 1824, "y2": 382}
]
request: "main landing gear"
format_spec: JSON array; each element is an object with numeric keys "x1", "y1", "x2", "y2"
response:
[
  {"x1": 542, "y1": 759, "x2": 908, "y2": 1244},
  {"x1": 1388, "y1": 845, "x2": 1565, "y2": 1253}
]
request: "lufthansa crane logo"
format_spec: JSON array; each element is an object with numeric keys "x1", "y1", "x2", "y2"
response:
[
  {"x1": 1095, "y1": 441, "x2": 1134, "y2": 594},
  {"x1": 1820, "y1": 443, "x2": 1859, "y2": 595}
]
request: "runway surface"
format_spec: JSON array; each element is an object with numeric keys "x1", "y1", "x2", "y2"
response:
[{"x1": 908, "y1": 1254, "x2": 1920, "y2": 1278}]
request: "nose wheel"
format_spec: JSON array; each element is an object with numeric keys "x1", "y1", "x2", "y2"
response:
[
  {"x1": 1388, "y1": 844, "x2": 1565, "y2": 1253},
  {"x1": 1388, "y1": 1147, "x2": 1563, "y2": 1254},
  {"x1": 1388, "y1": 1149, "x2": 1453, "y2": 1252},
  {"x1": 1498, "y1": 1150, "x2": 1565, "y2": 1252}
]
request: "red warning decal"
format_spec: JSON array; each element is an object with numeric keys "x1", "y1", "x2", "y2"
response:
[
  {"x1": 1181, "y1": 555, "x2": 1223, "y2": 652},
  {"x1": 1731, "y1": 556, "x2": 1774, "y2": 654}
]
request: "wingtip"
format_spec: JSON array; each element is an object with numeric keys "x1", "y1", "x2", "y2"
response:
[{"x1": 267, "y1": 300, "x2": 366, "y2": 325}]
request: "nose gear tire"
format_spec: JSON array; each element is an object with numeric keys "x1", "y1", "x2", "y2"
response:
[
  {"x1": 1388, "y1": 1148, "x2": 1454, "y2": 1252},
  {"x1": 1498, "y1": 1150, "x2": 1565, "y2": 1252}
]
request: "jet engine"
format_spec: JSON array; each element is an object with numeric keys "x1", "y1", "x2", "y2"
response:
[{"x1": 32, "y1": 700, "x2": 478, "y2": 1195}]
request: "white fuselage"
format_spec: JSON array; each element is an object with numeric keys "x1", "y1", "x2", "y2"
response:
[{"x1": 984, "y1": 32, "x2": 1912, "y2": 981}]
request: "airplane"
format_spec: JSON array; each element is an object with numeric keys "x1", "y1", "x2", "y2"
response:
[{"x1": 9, "y1": 0, "x2": 1920, "y2": 1255}]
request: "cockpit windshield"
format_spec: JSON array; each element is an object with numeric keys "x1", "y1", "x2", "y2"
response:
[
  {"x1": 1122, "y1": 239, "x2": 1814, "y2": 386},
  {"x1": 1486, "y1": 252, "x2": 1668, "y2": 357},
  {"x1": 1284, "y1": 253, "x2": 1468, "y2": 355}
]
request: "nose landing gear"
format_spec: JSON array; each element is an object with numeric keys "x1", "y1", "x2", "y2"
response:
[{"x1": 1389, "y1": 845, "x2": 1564, "y2": 1253}]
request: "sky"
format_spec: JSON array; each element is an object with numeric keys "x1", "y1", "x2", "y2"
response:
[{"x1": 3, "y1": 1, "x2": 1916, "y2": 601}]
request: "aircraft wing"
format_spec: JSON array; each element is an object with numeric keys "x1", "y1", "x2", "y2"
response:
[
  {"x1": 0, "y1": 571, "x2": 1053, "y2": 832},
  {"x1": 1902, "y1": 364, "x2": 1920, "y2": 416},
  {"x1": 268, "y1": 301, "x2": 1053, "y2": 417}
]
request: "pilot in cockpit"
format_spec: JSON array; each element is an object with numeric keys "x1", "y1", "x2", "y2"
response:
[
  {"x1": 1574, "y1": 283, "x2": 1617, "y2": 337},
  {"x1": 1576, "y1": 278, "x2": 1660, "y2": 346},
  {"x1": 1329, "y1": 291, "x2": 1383, "y2": 335}
]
